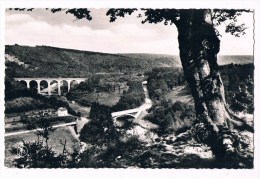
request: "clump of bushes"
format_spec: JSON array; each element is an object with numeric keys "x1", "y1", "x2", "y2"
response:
[
  {"x1": 220, "y1": 63, "x2": 254, "y2": 114},
  {"x1": 66, "y1": 75, "x2": 129, "y2": 107},
  {"x1": 226, "y1": 76, "x2": 253, "y2": 114},
  {"x1": 95, "y1": 136, "x2": 144, "y2": 168},
  {"x1": 11, "y1": 124, "x2": 80, "y2": 168},
  {"x1": 78, "y1": 102, "x2": 146, "y2": 168},
  {"x1": 5, "y1": 97, "x2": 47, "y2": 113},
  {"x1": 77, "y1": 135, "x2": 145, "y2": 168},
  {"x1": 146, "y1": 67, "x2": 185, "y2": 100},
  {"x1": 12, "y1": 140, "x2": 69, "y2": 168},
  {"x1": 80, "y1": 102, "x2": 119, "y2": 145},
  {"x1": 112, "y1": 81, "x2": 145, "y2": 111},
  {"x1": 145, "y1": 99, "x2": 196, "y2": 134}
]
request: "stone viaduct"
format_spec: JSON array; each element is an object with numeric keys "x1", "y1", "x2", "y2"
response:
[{"x1": 14, "y1": 78, "x2": 87, "y2": 95}]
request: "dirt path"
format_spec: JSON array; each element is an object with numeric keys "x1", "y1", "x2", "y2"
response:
[
  {"x1": 132, "y1": 83, "x2": 158, "y2": 129},
  {"x1": 165, "y1": 85, "x2": 193, "y2": 104},
  {"x1": 5, "y1": 122, "x2": 76, "y2": 137}
]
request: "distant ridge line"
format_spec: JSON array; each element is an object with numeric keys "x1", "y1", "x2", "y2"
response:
[{"x1": 5, "y1": 44, "x2": 253, "y2": 59}]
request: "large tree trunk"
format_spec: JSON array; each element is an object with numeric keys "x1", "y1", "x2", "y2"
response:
[{"x1": 177, "y1": 9, "x2": 237, "y2": 159}]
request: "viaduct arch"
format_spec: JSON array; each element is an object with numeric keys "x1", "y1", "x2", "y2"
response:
[
  {"x1": 14, "y1": 78, "x2": 87, "y2": 95},
  {"x1": 111, "y1": 108, "x2": 140, "y2": 120}
]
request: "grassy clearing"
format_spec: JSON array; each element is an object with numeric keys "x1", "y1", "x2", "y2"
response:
[
  {"x1": 68, "y1": 101, "x2": 91, "y2": 117},
  {"x1": 165, "y1": 85, "x2": 193, "y2": 104},
  {"x1": 72, "y1": 92, "x2": 121, "y2": 107},
  {"x1": 5, "y1": 127, "x2": 80, "y2": 168},
  {"x1": 93, "y1": 92, "x2": 122, "y2": 107}
]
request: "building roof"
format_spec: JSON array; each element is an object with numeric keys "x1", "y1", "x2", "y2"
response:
[{"x1": 58, "y1": 107, "x2": 67, "y2": 111}]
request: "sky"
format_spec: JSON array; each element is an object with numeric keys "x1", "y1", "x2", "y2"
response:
[{"x1": 5, "y1": 8, "x2": 254, "y2": 55}]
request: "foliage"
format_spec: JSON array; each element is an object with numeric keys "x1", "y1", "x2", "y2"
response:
[
  {"x1": 11, "y1": 119, "x2": 78, "y2": 168},
  {"x1": 5, "y1": 97, "x2": 48, "y2": 114},
  {"x1": 78, "y1": 102, "x2": 146, "y2": 168},
  {"x1": 5, "y1": 76, "x2": 34, "y2": 101},
  {"x1": 146, "y1": 67, "x2": 185, "y2": 100},
  {"x1": 76, "y1": 144, "x2": 103, "y2": 168},
  {"x1": 71, "y1": 75, "x2": 127, "y2": 94},
  {"x1": 106, "y1": 8, "x2": 138, "y2": 22},
  {"x1": 112, "y1": 81, "x2": 145, "y2": 111},
  {"x1": 227, "y1": 77, "x2": 253, "y2": 113},
  {"x1": 66, "y1": 75, "x2": 129, "y2": 106},
  {"x1": 10, "y1": 8, "x2": 93, "y2": 21},
  {"x1": 106, "y1": 9, "x2": 251, "y2": 37},
  {"x1": 145, "y1": 63, "x2": 254, "y2": 115},
  {"x1": 12, "y1": 140, "x2": 68, "y2": 168},
  {"x1": 220, "y1": 63, "x2": 254, "y2": 114},
  {"x1": 145, "y1": 100, "x2": 196, "y2": 134},
  {"x1": 95, "y1": 136, "x2": 145, "y2": 168},
  {"x1": 78, "y1": 136, "x2": 145, "y2": 168},
  {"x1": 212, "y1": 9, "x2": 251, "y2": 37},
  {"x1": 11, "y1": 8, "x2": 251, "y2": 38},
  {"x1": 5, "y1": 45, "x2": 180, "y2": 78},
  {"x1": 80, "y1": 102, "x2": 119, "y2": 145}
]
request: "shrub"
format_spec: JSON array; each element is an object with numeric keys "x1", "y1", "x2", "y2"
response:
[
  {"x1": 112, "y1": 81, "x2": 145, "y2": 111},
  {"x1": 226, "y1": 76, "x2": 254, "y2": 114},
  {"x1": 94, "y1": 136, "x2": 144, "y2": 168},
  {"x1": 145, "y1": 100, "x2": 196, "y2": 134},
  {"x1": 13, "y1": 140, "x2": 61, "y2": 168},
  {"x1": 80, "y1": 102, "x2": 119, "y2": 145},
  {"x1": 146, "y1": 67, "x2": 185, "y2": 100}
]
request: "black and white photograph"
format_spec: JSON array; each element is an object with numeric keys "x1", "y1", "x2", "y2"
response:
[{"x1": 0, "y1": 0, "x2": 260, "y2": 178}]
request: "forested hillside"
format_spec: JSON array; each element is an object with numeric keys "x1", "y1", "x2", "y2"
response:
[
  {"x1": 144, "y1": 63, "x2": 254, "y2": 135},
  {"x1": 5, "y1": 45, "x2": 180, "y2": 78},
  {"x1": 5, "y1": 45, "x2": 253, "y2": 78}
]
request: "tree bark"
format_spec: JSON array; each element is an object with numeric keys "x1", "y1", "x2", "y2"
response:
[{"x1": 177, "y1": 9, "x2": 237, "y2": 158}]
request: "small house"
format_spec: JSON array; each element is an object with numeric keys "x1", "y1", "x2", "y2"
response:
[{"x1": 57, "y1": 107, "x2": 68, "y2": 117}]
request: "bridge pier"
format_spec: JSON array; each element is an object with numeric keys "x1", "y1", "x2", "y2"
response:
[
  {"x1": 26, "y1": 81, "x2": 30, "y2": 88},
  {"x1": 57, "y1": 80, "x2": 61, "y2": 95},
  {"x1": 47, "y1": 81, "x2": 51, "y2": 95},
  {"x1": 36, "y1": 80, "x2": 41, "y2": 94},
  {"x1": 67, "y1": 80, "x2": 71, "y2": 92}
]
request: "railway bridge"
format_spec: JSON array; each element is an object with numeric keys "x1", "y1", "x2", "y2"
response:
[{"x1": 14, "y1": 77, "x2": 87, "y2": 95}]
